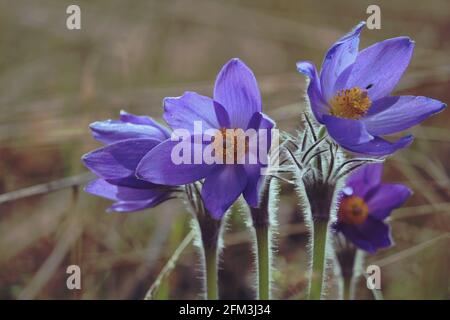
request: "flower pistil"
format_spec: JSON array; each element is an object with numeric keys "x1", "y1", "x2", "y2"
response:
[
  {"x1": 212, "y1": 128, "x2": 249, "y2": 163},
  {"x1": 338, "y1": 195, "x2": 369, "y2": 225},
  {"x1": 329, "y1": 87, "x2": 371, "y2": 120}
]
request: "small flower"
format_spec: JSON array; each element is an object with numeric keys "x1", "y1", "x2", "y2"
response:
[
  {"x1": 136, "y1": 58, "x2": 275, "y2": 219},
  {"x1": 297, "y1": 22, "x2": 446, "y2": 156},
  {"x1": 333, "y1": 163, "x2": 412, "y2": 253},
  {"x1": 82, "y1": 111, "x2": 178, "y2": 212}
]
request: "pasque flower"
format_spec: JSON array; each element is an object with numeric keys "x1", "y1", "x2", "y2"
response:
[
  {"x1": 82, "y1": 111, "x2": 178, "y2": 212},
  {"x1": 297, "y1": 22, "x2": 446, "y2": 156},
  {"x1": 334, "y1": 163, "x2": 412, "y2": 253},
  {"x1": 136, "y1": 58, "x2": 275, "y2": 219}
]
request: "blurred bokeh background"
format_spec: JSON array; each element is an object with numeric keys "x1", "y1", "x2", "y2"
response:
[{"x1": 0, "y1": 0, "x2": 449, "y2": 299}]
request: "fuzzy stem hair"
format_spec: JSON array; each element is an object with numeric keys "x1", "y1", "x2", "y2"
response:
[{"x1": 248, "y1": 176, "x2": 280, "y2": 300}]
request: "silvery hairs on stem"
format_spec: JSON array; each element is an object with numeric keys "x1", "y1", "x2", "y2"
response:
[
  {"x1": 184, "y1": 181, "x2": 226, "y2": 252},
  {"x1": 247, "y1": 136, "x2": 289, "y2": 228},
  {"x1": 244, "y1": 171, "x2": 282, "y2": 299},
  {"x1": 334, "y1": 233, "x2": 369, "y2": 299},
  {"x1": 283, "y1": 112, "x2": 383, "y2": 298},
  {"x1": 334, "y1": 233, "x2": 357, "y2": 284},
  {"x1": 237, "y1": 141, "x2": 286, "y2": 299},
  {"x1": 184, "y1": 182, "x2": 227, "y2": 298},
  {"x1": 284, "y1": 111, "x2": 384, "y2": 225}
]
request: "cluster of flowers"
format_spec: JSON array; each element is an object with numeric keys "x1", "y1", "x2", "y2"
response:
[{"x1": 82, "y1": 22, "x2": 445, "y2": 299}]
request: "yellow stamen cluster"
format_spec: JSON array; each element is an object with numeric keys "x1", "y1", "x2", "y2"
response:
[
  {"x1": 329, "y1": 87, "x2": 371, "y2": 120},
  {"x1": 338, "y1": 195, "x2": 369, "y2": 225},
  {"x1": 212, "y1": 128, "x2": 249, "y2": 163}
]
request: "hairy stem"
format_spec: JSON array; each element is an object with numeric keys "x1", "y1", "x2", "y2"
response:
[
  {"x1": 185, "y1": 183, "x2": 222, "y2": 300},
  {"x1": 250, "y1": 177, "x2": 276, "y2": 300},
  {"x1": 204, "y1": 245, "x2": 218, "y2": 300},
  {"x1": 335, "y1": 236, "x2": 357, "y2": 300},
  {"x1": 309, "y1": 219, "x2": 328, "y2": 300},
  {"x1": 343, "y1": 276, "x2": 353, "y2": 300},
  {"x1": 196, "y1": 212, "x2": 221, "y2": 300},
  {"x1": 255, "y1": 225, "x2": 270, "y2": 299}
]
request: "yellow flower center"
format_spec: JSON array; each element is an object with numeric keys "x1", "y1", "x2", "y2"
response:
[
  {"x1": 329, "y1": 87, "x2": 371, "y2": 119},
  {"x1": 212, "y1": 128, "x2": 249, "y2": 163},
  {"x1": 338, "y1": 195, "x2": 369, "y2": 225}
]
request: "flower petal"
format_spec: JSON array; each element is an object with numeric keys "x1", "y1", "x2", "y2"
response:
[
  {"x1": 338, "y1": 216, "x2": 392, "y2": 253},
  {"x1": 85, "y1": 179, "x2": 165, "y2": 202},
  {"x1": 85, "y1": 179, "x2": 172, "y2": 213},
  {"x1": 332, "y1": 64, "x2": 354, "y2": 94},
  {"x1": 337, "y1": 223, "x2": 375, "y2": 253},
  {"x1": 343, "y1": 135, "x2": 414, "y2": 156},
  {"x1": 119, "y1": 110, "x2": 171, "y2": 138},
  {"x1": 107, "y1": 200, "x2": 151, "y2": 212},
  {"x1": 345, "y1": 163, "x2": 383, "y2": 198},
  {"x1": 163, "y1": 92, "x2": 220, "y2": 133},
  {"x1": 358, "y1": 217, "x2": 392, "y2": 249},
  {"x1": 242, "y1": 164, "x2": 264, "y2": 207},
  {"x1": 346, "y1": 37, "x2": 415, "y2": 100},
  {"x1": 297, "y1": 61, "x2": 329, "y2": 123},
  {"x1": 246, "y1": 112, "x2": 275, "y2": 131},
  {"x1": 320, "y1": 22, "x2": 365, "y2": 101},
  {"x1": 105, "y1": 176, "x2": 159, "y2": 189},
  {"x1": 202, "y1": 165, "x2": 247, "y2": 219},
  {"x1": 367, "y1": 183, "x2": 412, "y2": 220},
  {"x1": 136, "y1": 136, "x2": 217, "y2": 185},
  {"x1": 246, "y1": 112, "x2": 276, "y2": 165},
  {"x1": 214, "y1": 101, "x2": 231, "y2": 128},
  {"x1": 82, "y1": 138, "x2": 161, "y2": 180},
  {"x1": 90, "y1": 120, "x2": 168, "y2": 144},
  {"x1": 322, "y1": 115, "x2": 373, "y2": 146},
  {"x1": 108, "y1": 197, "x2": 170, "y2": 213},
  {"x1": 363, "y1": 96, "x2": 446, "y2": 135},
  {"x1": 213, "y1": 58, "x2": 262, "y2": 128}
]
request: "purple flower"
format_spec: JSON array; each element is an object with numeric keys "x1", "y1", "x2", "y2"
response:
[
  {"x1": 136, "y1": 58, "x2": 275, "y2": 219},
  {"x1": 82, "y1": 111, "x2": 178, "y2": 212},
  {"x1": 297, "y1": 22, "x2": 446, "y2": 156},
  {"x1": 334, "y1": 163, "x2": 412, "y2": 253}
]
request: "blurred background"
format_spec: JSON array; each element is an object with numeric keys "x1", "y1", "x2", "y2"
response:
[{"x1": 0, "y1": 0, "x2": 449, "y2": 299}]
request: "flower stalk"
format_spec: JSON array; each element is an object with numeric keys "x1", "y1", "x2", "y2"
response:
[
  {"x1": 249, "y1": 176, "x2": 278, "y2": 300},
  {"x1": 340, "y1": 249, "x2": 367, "y2": 300},
  {"x1": 185, "y1": 183, "x2": 223, "y2": 300},
  {"x1": 303, "y1": 171, "x2": 337, "y2": 299},
  {"x1": 287, "y1": 115, "x2": 342, "y2": 300},
  {"x1": 343, "y1": 276, "x2": 353, "y2": 300},
  {"x1": 255, "y1": 225, "x2": 270, "y2": 299},
  {"x1": 309, "y1": 219, "x2": 329, "y2": 299},
  {"x1": 197, "y1": 212, "x2": 222, "y2": 300},
  {"x1": 204, "y1": 244, "x2": 219, "y2": 300},
  {"x1": 335, "y1": 234, "x2": 357, "y2": 300},
  {"x1": 288, "y1": 114, "x2": 385, "y2": 300}
]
